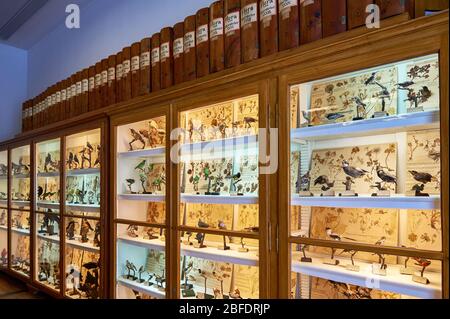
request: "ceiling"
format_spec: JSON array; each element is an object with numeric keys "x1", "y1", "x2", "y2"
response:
[{"x1": 0, "y1": 0, "x2": 93, "y2": 49}]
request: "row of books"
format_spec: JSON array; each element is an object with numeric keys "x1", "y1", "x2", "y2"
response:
[{"x1": 21, "y1": 0, "x2": 411, "y2": 132}]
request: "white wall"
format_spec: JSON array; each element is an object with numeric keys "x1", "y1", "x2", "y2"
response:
[
  {"x1": 27, "y1": 0, "x2": 213, "y2": 98},
  {"x1": 0, "y1": 43, "x2": 28, "y2": 141}
]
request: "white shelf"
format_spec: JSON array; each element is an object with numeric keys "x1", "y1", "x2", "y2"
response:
[
  {"x1": 11, "y1": 227, "x2": 30, "y2": 236},
  {"x1": 117, "y1": 277, "x2": 165, "y2": 299},
  {"x1": 11, "y1": 174, "x2": 30, "y2": 179},
  {"x1": 292, "y1": 110, "x2": 440, "y2": 142},
  {"x1": 65, "y1": 203, "x2": 100, "y2": 212},
  {"x1": 37, "y1": 201, "x2": 60, "y2": 210},
  {"x1": 118, "y1": 194, "x2": 165, "y2": 203},
  {"x1": 11, "y1": 200, "x2": 30, "y2": 207},
  {"x1": 118, "y1": 236, "x2": 165, "y2": 252},
  {"x1": 0, "y1": 225, "x2": 7, "y2": 232},
  {"x1": 291, "y1": 194, "x2": 440, "y2": 210},
  {"x1": 118, "y1": 235, "x2": 258, "y2": 266},
  {"x1": 180, "y1": 135, "x2": 258, "y2": 155},
  {"x1": 37, "y1": 172, "x2": 60, "y2": 178},
  {"x1": 66, "y1": 168, "x2": 100, "y2": 176},
  {"x1": 291, "y1": 253, "x2": 442, "y2": 299},
  {"x1": 0, "y1": 199, "x2": 7, "y2": 206},
  {"x1": 0, "y1": 175, "x2": 7, "y2": 180},
  {"x1": 65, "y1": 237, "x2": 100, "y2": 253},
  {"x1": 181, "y1": 194, "x2": 258, "y2": 205},
  {"x1": 37, "y1": 233, "x2": 60, "y2": 244},
  {"x1": 118, "y1": 147, "x2": 165, "y2": 159}
]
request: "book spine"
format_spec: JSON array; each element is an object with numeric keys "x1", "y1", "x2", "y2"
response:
[
  {"x1": 375, "y1": 0, "x2": 405, "y2": 19},
  {"x1": 300, "y1": 0, "x2": 322, "y2": 44},
  {"x1": 70, "y1": 74, "x2": 77, "y2": 117},
  {"x1": 107, "y1": 55, "x2": 116, "y2": 106},
  {"x1": 75, "y1": 71, "x2": 82, "y2": 115},
  {"x1": 210, "y1": 1, "x2": 225, "y2": 73},
  {"x1": 101, "y1": 58, "x2": 109, "y2": 107},
  {"x1": 60, "y1": 80, "x2": 67, "y2": 121},
  {"x1": 140, "y1": 38, "x2": 151, "y2": 95},
  {"x1": 184, "y1": 15, "x2": 197, "y2": 81},
  {"x1": 173, "y1": 22, "x2": 185, "y2": 85},
  {"x1": 347, "y1": 0, "x2": 373, "y2": 30},
  {"x1": 131, "y1": 42, "x2": 141, "y2": 98},
  {"x1": 94, "y1": 62, "x2": 102, "y2": 109},
  {"x1": 278, "y1": 0, "x2": 299, "y2": 50},
  {"x1": 151, "y1": 34, "x2": 161, "y2": 92},
  {"x1": 224, "y1": 0, "x2": 242, "y2": 68},
  {"x1": 88, "y1": 66, "x2": 96, "y2": 111},
  {"x1": 81, "y1": 69, "x2": 89, "y2": 114},
  {"x1": 161, "y1": 27, "x2": 174, "y2": 89},
  {"x1": 196, "y1": 8, "x2": 210, "y2": 78},
  {"x1": 122, "y1": 46, "x2": 132, "y2": 101},
  {"x1": 115, "y1": 52, "x2": 123, "y2": 103},
  {"x1": 260, "y1": 0, "x2": 278, "y2": 57},
  {"x1": 241, "y1": 0, "x2": 259, "y2": 63},
  {"x1": 322, "y1": 0, "x2": 347, "y2": 37},
  {"x1": 55, "y1": 82, "x2": 61, "y2": 122}
]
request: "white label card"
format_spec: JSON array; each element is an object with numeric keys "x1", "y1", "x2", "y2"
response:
[
  {"x1": 210, "y1": 18, "x2": 224, "y2": 38},
  {"x1": 241, "y1": 3, "x2": 258, "y2": 26},
  {"x1": 225, "y1": 11, "x2": 240, "y2": 34},
  {"x1": 152, "y1": 48, "x2": 160, "y2": 64},
  {"x1": 174, "y1": 38, "x2": 184, "y2": 56},
  {"x1": 140, "y1": 52, "x2": 150, "y2": 68},
  {"x1": 184, "y1": 31, "x2": 195, "y2": 52},
  {"x1": 260, "y1": 0, "x2": 277, "y2": 19},
  {"x1": 279, "y1": 0, "x2": 297, "y2": 12},
  {"x1": 161, "y1": 42, "x2": 170, "y2": 60},
  {"x1": 197, "y1": 24, "x2": 209, "y2": 44}
]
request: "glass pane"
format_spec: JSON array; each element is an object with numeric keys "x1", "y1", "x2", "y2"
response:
[
  {"x1": 180, "y1": 232, "x2": 259, "y2": 299},
  {"x1": 10, "y1": 210, "x2": 30, "y2": 277},
  {"x1": 178, "y1": 95, "x2": 260, "y2": 299},
  {"x1": 0, "y1": 150, "x2": 7, "y2": 208},
  {"x1": 116, "y1": 223, "x2": 166, "y2": 299},
  {"x1": 11, "y1": 145, "x2": 30, "y2": 207},
  {"x1": 116, "y1": 116, "x2": 166, "y2": 223},
  {"x1": 64, "y1": 129, "x2": 101, "y2": 299},
  {"x1": 289, "y1": 54, "x2": 443, "y2": 299},
  {"x1": 290, "y1": 244, "x2": 442, "y2": 299}
]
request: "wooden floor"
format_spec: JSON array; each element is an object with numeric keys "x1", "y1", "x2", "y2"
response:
[{"x1": 0, "y1": 272, "x2": 48, "y2": 299}]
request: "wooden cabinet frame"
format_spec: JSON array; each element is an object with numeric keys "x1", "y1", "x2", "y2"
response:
[{"x1": 0, "y1": 12, "x2": 448, "y2": 299}]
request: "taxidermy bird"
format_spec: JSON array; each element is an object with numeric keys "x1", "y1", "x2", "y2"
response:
[
  {"x1": 409, "y1": 170, "x2": 433, "y2": 184},
  {"x1": 342, "y1": 161, "x2": 368, "y2": 179},
  {"x1": 302, "y1": 110, "x2": 311, "y2": 123},
  {"x1": 198, "y1": 219, "x2": 209, "y2": 228},
  {"x1": 428, "y1": 150, "x2": 440, "y2": 162},
  {"x1": 326, "y1": 113, "x2": 346, "y2": 121},
  {"x1": 374, "y1": 236, "x2": 386, "y2": 246},
  {"x1": 397, "y1": 81, "x2": 415, "y2": 88},
  {"x1": 86, "y1": 141, "x2": 94, "y2": 152},
  {"x1": 314, "y1": 175, "x2": 335, "y2": 191},
  {"x1": 73, "y1": 155, "x2": 80, "y2": 168},
  {"x1": 364, "y1": 72, "x2": 377, "y2": 86},
  {"x1": 134, "y1": 160, "x2": 147, "y2": 172},
  {"x1": 326, "y1": 228, "x2": 356, "y2": 242},
  {"x1": 376, "y1": 166, "x2": 397, "y2": 185},
  {"x1": 37, "y1": 186, "x2": 44, "y2": 200},
  {"x1": 229, "y1": 288, "x2": 242, "y2": 299},
  {"x1": 353, "y1": 96, "x2": 367, "y2": 109},
  {"x1": 419, "y1": 86, "x2": 432, "y2": 100}
]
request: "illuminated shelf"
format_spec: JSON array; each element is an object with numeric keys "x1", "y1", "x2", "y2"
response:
[
  {"x1": 0, "y1": 199, "x2": 7, "y2": 206},
  {"x1": 37, "y1": 233, "x2": 60, "y2": 244},
  {"x1": 0, "y1": 225, "x2": 7, "y2": 231},
  {"x1": 118, "y1": 147, "x2": 165, "y2": 159},
  {"x1": 292, "y1": 110, "x2": 440, "y2": 142},
  {"x1": 181, "y1": 194, "x2": 258, "y2": 205},
  {"x1": 118, "y1": 236, "x2": 165, "y2": 252},
  {"x1": 118, "y1": 235, "x2": 258, "y2": 266},
  {"x1": 37, "y1": 172, "x2": 60, "y2": 178},
  {"x1": 117, "y1": 277, "x2": 165, "y2": 299},
  {"x1": 291, "y1": 194, "x2": 440, "y2": 210},
  {"x1": 65, "y1": 237, "x2": 100, "y2": 253},
  {"x1": 11, "y1": 200, "x2": 30, "y2": 207},
  {"x1": 11, "y1": 227, "x2": 30, "y2": 236},
  {"x1": 66, "y1": 168, "x2": 100, "y2": 176},
  {"x1": 65, "y1": 203, "x2": 100, "y2": 212},
  {"x1": 118, "y1": 194, "x2": 165, "y2": 203},
  {"x1": 11, "y1": 174, "x2": 30, "y2": 179},
  {"x1": 180, "y1": 135, "x2": 258, "y2": 155},
  {"x1": 291, "y1": 253, "x2": 442, "y2": 299},
  {"x1": 0, "y1": 175, "x2": 7, "y2": 180},
  {"x1": 37, "y1": 201, "x2": 60, "y2": 209}
]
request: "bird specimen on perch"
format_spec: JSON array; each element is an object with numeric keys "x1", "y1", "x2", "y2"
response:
[
  {"x1": 129, "y1": 129, "x2": 146, "y2": 151},
  {"x1": 342, "y1": 161, "x2": 368, "y2": 179},
  {"x1": 314, "y1": 175, "x2": 335, "y2": 191}
]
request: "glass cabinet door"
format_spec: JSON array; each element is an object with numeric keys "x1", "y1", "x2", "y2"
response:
[
  {"x1": 0, "y1": 150, "x2": 8, "y2": 269},
  {"x1": 114, "y1": 116, "x2": 167, "y2": 299},
  {"x1": 288, "y1": 54, "x2": 443, "y2": 299},
  {"x1": 177, "y1": 95, "x2": 260, "y2": 299},
  {"x1": 64, "y1": 129, "x2": 101, "y2": 299},
  {"x1": 10, "y1": 145, "x2": 31, "y2": 278},
  {"x1": 35, "y1": 138, "x2": 61, "y2": 292}
]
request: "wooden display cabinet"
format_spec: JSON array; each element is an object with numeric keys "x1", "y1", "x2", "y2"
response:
[
  {"x1": 170, "y1": 80, "x2": 272, "y2": 299},
  {"x1": 0, "y1": 149, "x2": 9, "y2": 270},
  {"x1": 110, "y1": 104, "x2": 171, "y2": 299},
  {"x1": 278, "y1": 18, "x2": 448, "y2": 299}
]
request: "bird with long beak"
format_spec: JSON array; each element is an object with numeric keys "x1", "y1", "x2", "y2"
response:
[{"x1": 325, "y1": 228, "x2": 356, "y2": 264}]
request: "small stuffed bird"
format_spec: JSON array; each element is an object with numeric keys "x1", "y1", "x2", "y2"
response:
[
  {"x1": 376, "y1": 166, "x2": 397, "y2": 185},
  {"x1": 409, "y1": 170, "x2": 433, "y2": 184},
  {"x1": 364, "y1": 72, "x2": 377, "y2": 86},
  {"x1": 134, "y1": 160, "x2": 147, "y2": 171},
  {"x1": 342, "y1": 161, "x2": 368, "y2": 179},
  {"x1": 198, "y1": 219, "x2": 209, "y2": 228},
  {"x1": 374, "y1": 236, "x2": 386, "y2": 246},
  {"x1": 397, "y1": 81, "x2": 415, "y2": 88}
]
